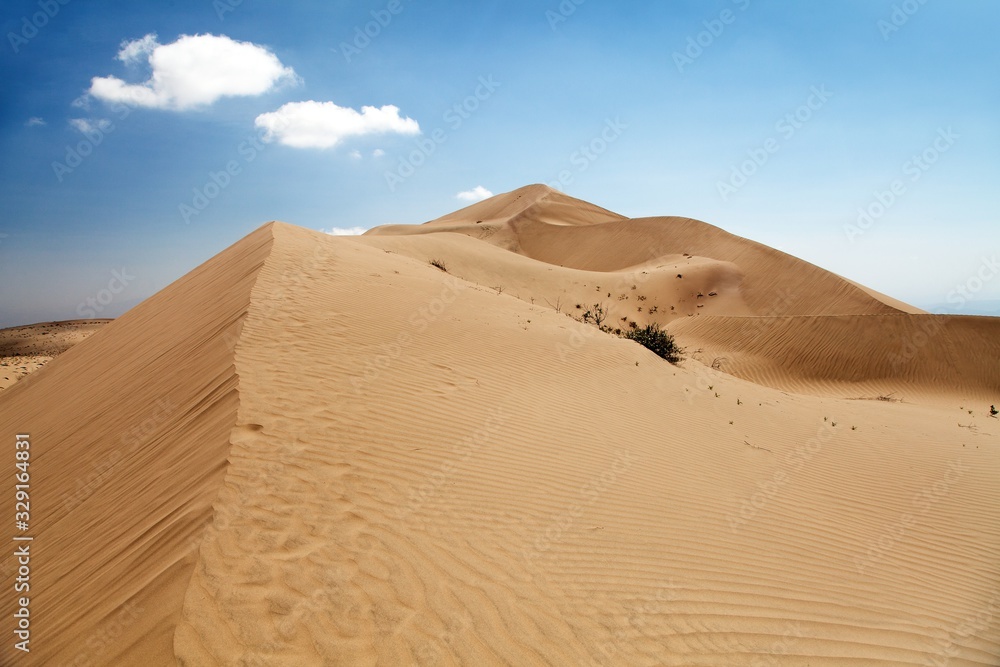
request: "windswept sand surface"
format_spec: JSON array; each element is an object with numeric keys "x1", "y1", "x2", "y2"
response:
[{"x1": 1, "y1": 186, "x2": 998, "y2": 665}]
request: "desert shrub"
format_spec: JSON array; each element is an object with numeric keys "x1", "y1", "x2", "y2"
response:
[
  {"x1": 623, "y1": 323, "x2": 681, "y2": 363},
  {"x1": 581, "y1": 303, "x2": 609, "y2": 327},
  {"x1": 429, "y1": 259, "x2": 448, "y2": 272}
]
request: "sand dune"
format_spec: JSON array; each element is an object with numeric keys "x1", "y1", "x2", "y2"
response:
[
  {"x1": 1, "y1": 187, "x2": 998, "y2": 665},
  {"x1": 0, "y1": 226, "x2": 271, "y2": 665},
  {"x1": 669, "y1": 313, "x2": 1000, "y2": 404}
]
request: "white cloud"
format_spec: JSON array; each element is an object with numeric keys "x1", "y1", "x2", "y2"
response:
[
  {"x1": 88, "y1": 33, "x2": 297, "y2": 110},
  {"x1": 255, "y1": 101, "x2": 420, "y2": 149},
  {"x1": 25, "y1": 117, "x2": 46, "y2": 127},
  {"x1": 456, "y1": 186, "x2": 494, "y2": 202},
  {"x1": 373, "y1": 148, "x2": 385, "y2": 157},
  {"x1": 349, "y1": 150, "x2": 362, "y2": 159},
  {"x1": 69, "y1": 118, "x2": 112, "y2": 134},
  {"x1": 321, "y1": 226, "x2": 369, "y2": 236},
  {"x1": 117, "y1": 33, "x2": 158, "y2": 64}
]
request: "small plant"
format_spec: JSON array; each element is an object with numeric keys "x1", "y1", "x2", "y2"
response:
[
  {"x1": 580, "y1": 303, "x2": 609, "y2": 327},
  {"x1": 622, "y1": 323, "x2": 681, "y2": 363},
  {"x1": 429, "y1": 259, "x2": 448, "y2": 272},
  {"x1": 832, "y1": 422, "x2": 837, "y2": 427},
  {"x1": 852, "y1": 426, "x2": 857, "y2": 430},
  {"x1": 637, "y1": 295, "x2": 647, "y2": 301},
  {"x1": 714, "y1": 392, "x2": 720, "y2": 398},
  {"x1": 676, "y1": 274, "x2": 682, "y2": 279},
  {"x1": 991, "y1": 405, "x2": 998, "y2": 418},
  {"x1": 729, "y1": 420, "x2": 734, "y2": 425}
]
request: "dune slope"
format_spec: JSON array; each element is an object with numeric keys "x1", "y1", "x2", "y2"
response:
[
  {"x1": 669, "y1": 313, "x2": 1000, "y2": 403},
  {"x1": 0, "y1": 225, "x2": 272, "y2": 665},
  {"x1": 172, "y1": 223, "x2": 998, "y2": 665}
]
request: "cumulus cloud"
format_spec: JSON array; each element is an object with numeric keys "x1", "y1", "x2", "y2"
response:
[
  {"x1": 25, "y1": 117, "x2": 46, "y2": 127},
  {"x1": 69, "y1": 118, "x2": 112, "y2": 134},
  {"x1": 254, "y1": 101, "x2": 420, "y2": 149},
  {"x1": 88, "y1": 33, "x2": 297, "y2": 110},
  {"x1": 456, "y1": 186, "x2": 494, "y2": 202},
  {"x1": 349, "y1": 150, "x2": 362, "y2": 159},
  {"x1": 373, "y1": 148, "x2": 385, "y2": 157},
  {"x1": 117, "y1": 33, "x2": 158, "y2": 64},
  {"x1": 321, "y1": 226, "x2": 369, "y2": 236}
]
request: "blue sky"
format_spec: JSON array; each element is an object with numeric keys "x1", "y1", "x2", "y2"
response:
[{"x1": 1, "y1": 0, "x2": 997, "y2": 327}]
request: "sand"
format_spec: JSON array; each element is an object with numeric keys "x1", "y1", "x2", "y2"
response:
[
  {"x1": 0, "y1": 319, "x2": 110, "y2": 391},
  {"x1": 1, "y1": 185, "x2": 997, "y2": 665}
]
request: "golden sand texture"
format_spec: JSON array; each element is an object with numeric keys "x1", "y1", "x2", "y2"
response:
[{"x1": 1, "y1": 186, "x2": 997, "y2": 665}]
